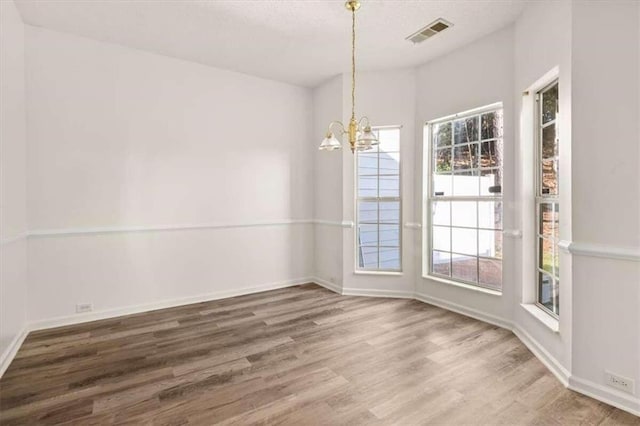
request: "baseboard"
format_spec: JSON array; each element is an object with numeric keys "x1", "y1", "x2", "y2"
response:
[
  {"x1": 414, "y1": 292, "x2": 512, "y2": 330},
  {"x1": 311, "y1": 277, "x2": 343, "y2": 294},
  {"x1": 28, "y1": 277, "x2": 314, "y2": 332},
  {"x1": 512, "y1": 324, "x2": 570, "y2": 386},
  {"x1": 342, "y1": 287, "x2": 414, "y2": 299},
  {"x1": 568, "y1": 375, "x2": 640, "y2": 417},
  {"x1": 0, "y1": 326, "x2": 29, "y2": 378}
]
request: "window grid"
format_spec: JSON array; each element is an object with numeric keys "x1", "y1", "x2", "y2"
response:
[
  {"x1": 535, "y1": 80, "x2": 560, "y2": 317},
  {"x1": 427, "y1": 105, "x2": 504, "y2": 292},
  {"x1": 356, "y1": 127, "x2": 402, "y2": 272}
]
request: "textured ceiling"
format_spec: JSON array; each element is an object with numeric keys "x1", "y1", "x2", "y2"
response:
[{"x1": 14, "y1": 0, "x2": 526, "y2": 87}]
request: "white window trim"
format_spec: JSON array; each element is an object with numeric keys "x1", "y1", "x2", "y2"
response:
[
  {"x1": 354, "y1": 125, "x2": 403, "y2": 274},
  {"x1": 422, "y1": 102, "x2": 504, "y2": 293}
]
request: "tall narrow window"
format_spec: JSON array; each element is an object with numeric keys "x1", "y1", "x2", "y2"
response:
[
  {"x1": 356, "y1": 127, "x2": 401, "y2": 272},
  {"x1": 536, "y1": 81, "x2": 560, "y2": 316},
  {"x1": 426, "y1": 105, "x2": 503, "y2": 291}
]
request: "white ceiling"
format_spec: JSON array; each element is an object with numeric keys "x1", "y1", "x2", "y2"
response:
[{"x1": 14, "y1": 0, "x2": 526, "y2": 87}]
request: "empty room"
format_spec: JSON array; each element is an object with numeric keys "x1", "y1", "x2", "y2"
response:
[{"x1": 1, "y1": 0, "x2": 639, "y2": 424}]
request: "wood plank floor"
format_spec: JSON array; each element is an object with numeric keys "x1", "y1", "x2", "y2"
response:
[{"x1": 1, "y1": 284, "x2": 637, "y2": 425}]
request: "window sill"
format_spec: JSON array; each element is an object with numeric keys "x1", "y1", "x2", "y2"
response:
[
  {"x1": 423, "y1": 275, "x2": 502, "y2": 296},
  {"x1": 354, "y1": 270, "x2": 403, "y2": 277},
  {"x1": 520, "y1": 303, "x2": 559, "y2": 333}
]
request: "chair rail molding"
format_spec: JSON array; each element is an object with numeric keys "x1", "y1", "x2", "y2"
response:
[{"x1": 559, "y1": 240, "x2": 640, "y2": 262}]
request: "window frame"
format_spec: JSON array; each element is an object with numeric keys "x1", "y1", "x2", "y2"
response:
[
  {"x1": 535, "y1": 80, "x2": 560, "y2": 318},
  {"x1": 424, "y1": 102, "x2": 504, "y2": 293},
  {"x1": 355, "y1": 125, "x2": 403, "y2": 273}
]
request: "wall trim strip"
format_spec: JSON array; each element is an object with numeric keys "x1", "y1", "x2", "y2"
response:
[
  {"x1": 0, "y1": 326, "x2": 29, "y2": 378},
  {"x1": 0, "y1": 233, "x2": 27, "y2": 245},
  {"x1": 26, "y1": 219, "x2": 359, "y2": 238},
  {"x1": 565, "y1": 241, "x2": 640, "y2": 262}
]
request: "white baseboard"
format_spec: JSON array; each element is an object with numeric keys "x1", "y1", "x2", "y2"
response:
[
  {"x1": 568, "y1": 375, "x2": 640, "y2": 417},
  {"x1": 311, "y1": 277, "x2": 342, "y2": 294},
  {"x1": 4, "y1": 278, "x2": 639, "y2": 417},
  {"x1": 342, "y1": 287, "x2": 414, "y2": 299},
  {"x1": 511, "y1": 324, "x2": 569, "y2": 386},
  {"x1": 414, "y1": 292, "x2": 512, "y2": 330},
  {"x1": 28, "y1": 277, "x2": 314, "y2": 332},
  {"x1": 0, "y1": 326, "x2": 29, "y2": 378}
]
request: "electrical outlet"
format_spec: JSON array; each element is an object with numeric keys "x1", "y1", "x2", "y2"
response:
[
  {"x1": 605, "y1": 371, "x2": 635, "y2": 394},
  {"x1": 76, "y1": 303, "x2": 93, "y2": 314}
]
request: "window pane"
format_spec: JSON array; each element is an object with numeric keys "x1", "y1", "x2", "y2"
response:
[
  {"x1": 378, "y1": 128, "x2": 400, "y2": 152},
  {"x1": 479, "y1": 230, "x2": 502, "y2": 259},
  {"x1": 539, "y1": 203, "x2": 558, "y2": 238},
  {"x1": 452, "y1": 254, "x2": 478, "y2": 282},
  {"x1": 554, "y1": 246, "x2": 560, "y2": 279},
  {"x1": 379, "y1": 201, "x2": 400, "y2": 224},
  {"x1": 379, "y1": 175, "x2": 400, "y2": 197},
  {"x1": 433, "y1": 173, "x2": 452, "y2": 196},
  {"x1": 431, "y1": 201, "x2": 450, "y2": 226},
  {"x1": 356, "y1": 127, "x2": 402, "y2": 273},
  {"x1": 451, "y1": 201, "x2": 477, "y2": 228},
  {"x1": 478, "y1": 201, "x2": 502, "y2": 230},
  {"x1": 481, "y1": 111, "x2": 502, "y2": 140},
  {"x1": 542, "y1": 125, "x2": 557, "y2": 159},
  {"x1": 542, "y1": 84, "x2": 558, "y2": 124},
  {"x1": 358, "y1": 176, "x2": 378, "y2": 198},
  {"x1": 452, "y1": 227, "x2": 478, "y2": 256},
  {"x1": 359, "y1": 246, "x2": 378, "y2": 269},
  {"x1": 427, "y1": 107, "x2": 502, "y2": 292},
  {"x1": 541, "y1": 160, "x2": 558, "y2": 195},
  {"x1": 480, "y1": 140, "x2": 502, "y2": 169},
  {"x1": 379, "y1": 154, "x2": 400, "y2": 175},
  {"x1": 358, "y1": 224, "x2": 377, "y2": 247},
  {"x1": 432, "y1": 250, "x2": 451, "y2": 277},
  {"x1": 453, "y1": 171, "x2": 479, "y2": 196},
  {"x1": 434, "y1": 148, "x2": 452, "y2": 173},
  {"x1": 454, "y1": 117, "x2": 479, "y2": 144},
  {"x1": 379, "y1": 247, "x2": 401, "y2": 270},
  {"x1": 538, "y1": 272, "x2": 559, "y2": 315},
  {"x1": 434, "y1": 122, "x2": 452, "y2": 148},
  {"x1": 432, "y1": 226, "x2": 451, "y2": 252},
  {"x1": 358, "y1": 153, "x2": 378, "y2": 176},
  {"x1": 379, "y1": 224, "x2": 400, "y2": 247},
  {"x1": 480, "y1": 168, "x2": 502, "y2": 196},
  {"x1": 453, "y1": 143, "x2": 478, "y2": 170},
  {"x1": 479, "y1": 258, "x2": 502, "y2": 289},
  {"x1": 539, "y1": 237, "x2": 554, "y2": 274},
  {"x1": 358, "y1": 201, "x2": 377, "y2": 223}
]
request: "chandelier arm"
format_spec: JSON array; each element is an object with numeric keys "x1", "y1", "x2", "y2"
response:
[
  {"x1": 358, "y1": 116, "x2": 371, "y2": 128},
  {"x1": 327, "y1": 121, "x2": 346, "y2": 135}
]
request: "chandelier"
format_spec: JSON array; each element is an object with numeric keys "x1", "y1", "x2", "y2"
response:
[{"x1": 319, "y1": 0, "x2": 378, "y2": 153}]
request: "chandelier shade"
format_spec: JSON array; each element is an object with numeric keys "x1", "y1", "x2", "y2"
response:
[{"x1": 319, "y1": 132, "x2": 342, "y2": 151}]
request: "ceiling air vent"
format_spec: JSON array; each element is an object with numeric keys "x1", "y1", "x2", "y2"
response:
[{"x1": 406, "y1": 19, "x2": 452, "y2": 44}]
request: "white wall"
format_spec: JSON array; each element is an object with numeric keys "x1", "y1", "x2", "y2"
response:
[
  {"x1": 0, "y1": 0, "x2": 28, "y2": 365},
  {"x1": 25, "y1": 26, "x2": 314, "y2": 322},
  {"x1": 313, "y1": 75, "x2": 344, "y2": 288},
  {"x1": 415, "y1": 26, "x2": 516, "y2": 322},
  {"x1": 569, "y1": 0, "x2": 639, "y2": 407}
]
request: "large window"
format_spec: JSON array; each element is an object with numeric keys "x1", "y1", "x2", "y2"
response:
[
  {"x1": 356, "y1": 127, "x2": 401, "y2": 272},
  {"x1": 536, "y1": 81, "x2": 560, "y2": 316},
  {"x1": 427, "y1": 105, "x2": 503, "y2": 291}
]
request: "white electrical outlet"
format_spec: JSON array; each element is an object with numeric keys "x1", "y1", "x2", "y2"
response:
[
  {"x1": 605, "y1": 371, "x2": 635, "y2": 394},
  {"x1": 76, "y1": 303, "x2": 93, "y2": 314}
]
